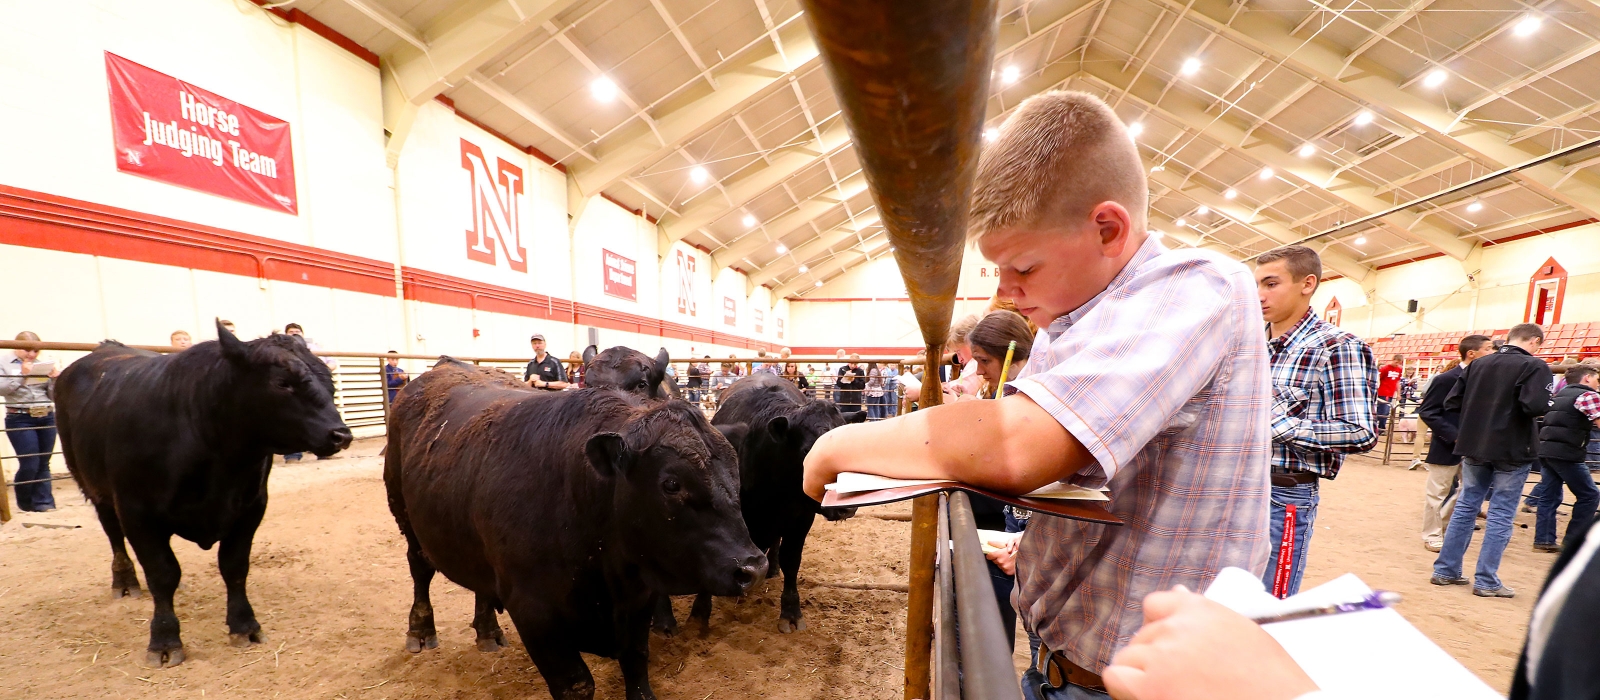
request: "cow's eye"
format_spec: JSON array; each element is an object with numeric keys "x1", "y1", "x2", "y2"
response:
[
  {"x1": 661, "y1": 477, "x2": 682, "y2": 495},
  {"x1": 273, "y1": 378, "x2": 294, "y2": 392}
]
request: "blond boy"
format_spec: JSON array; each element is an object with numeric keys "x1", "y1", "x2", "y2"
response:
[{"x1": 803, "y1": 91, "x2": 1270, "y2": 697}]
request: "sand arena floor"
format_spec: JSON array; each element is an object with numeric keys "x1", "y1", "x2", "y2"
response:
[{"x1": 0, "y1": 443, "x2": 1551, "y2": 698}]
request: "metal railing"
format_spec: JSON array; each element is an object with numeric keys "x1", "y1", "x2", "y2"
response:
[{"x1": 932, "y1": 492, "x2": 1022, "y2": 699}]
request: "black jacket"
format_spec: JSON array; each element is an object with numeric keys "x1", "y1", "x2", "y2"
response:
[
  {"x1": 1445, "y1": 345, "x2": 1552, "y2": 463},
  {"x1": 1416, "y1": 365, "x2": 1464, "y2": 466},
  {"x1": 1510, "y1": 516, "x2": 1600, "y2": 700},
  {"x1": 1539, "y1": 384, "x2": 1597, "y2": 463}
]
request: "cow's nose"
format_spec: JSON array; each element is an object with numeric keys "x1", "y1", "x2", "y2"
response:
[
  {"x1": 734, "y1": 554, "x2": 766, "y2": 590},
  {"x1": 329, "y1": 427, "x2": 353, "y2": 450}
]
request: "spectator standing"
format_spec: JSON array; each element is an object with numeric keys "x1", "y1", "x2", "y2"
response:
[
  {"x1": 1416, "y1": 335, "x2": 1494, "y2": 552},
  {"x1": 782, "y1": 362, "x2": 809, "y2": 393},
  {"x1": 1376, "y1": 354, "x2": 1404, "y2": 432},
  {"x1": 1255, "y1": 245, "x2": 1378, "y2": 597},
  {"x1": 170, "y1": 330, "x2": 192, "y2": 349},
  {"x1": 566, "y1": 351, "x2": 586, "y2": 388},
  {"x1": 865, "y1": 363, "x2": 885, "y2": 419},
  {"x1": 881, "y1": 363, "x2": 900, "y2": 417},
  {"x1": 835, "y1": 354, "x2": 866, "y2": 412},
  {"x1": 686, "y1": 357, "x2": 706, "y2": 402},
  {"x1": 283, "y1": 323, "x2": 337, "y2": 462},
  {"x1": 1433, "y1": 323, "x2": 1553, "y2": 597},
  {"x1": 3, "y1": 332, "x2": 60, "y2": 512},
  {"x1": 523, "y1": 334, "x2": 568, "y2": 391},
  {"x1": 1533, "y1": 364, "x2": 1600, "y2": 552},
  {"x1": 384, "y1": 351, "x2": 409, "y2": 403}
]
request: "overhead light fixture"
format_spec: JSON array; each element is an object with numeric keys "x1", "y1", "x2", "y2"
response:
[
  {"x1": 1000, "y1": 65, "x2": 1021, "y2": 85},
  {"x1": 1423, "y1": 69, "x2": 1449, "y2": 88},
  {"x1": 1353, "y1": 111, "x2": 1375, "y2": 126},
  {"x1": 1174, "y1": 217, "x2": 1188, "y2": 227},
  {"x1": 1514, "y1": 14, "x2": 1542, "y2": 37},
  {"x1": 1259, "y1": 167, "x2": 1275, "y2": 181},
  {"x1": 814, "y1": 280, "x2": 823, "y2": 288},
  {"x1": 590, "y1": 76, "x2": 618, "y2": 102},
  {"x1": 1150, "y1": 165, "x2": 1164, "y2": 173},
  {"x1": 1128, "y1": 122, "x2": 1145, "y2": 138},
  {"x1": 798, "y1": 264, "x2": 808, "y2": 273},
  {"x1": 1181, "y1": 57, "x2": 1201, "y2": 76},
  {"x1": 983, "y1": 127, "x2": 999, "y2": 142},
  {"x1": 775, "y1": 243, "x2": 788, "y2": 254},
  {"x1": 1298, "y1": 143, "x2": 1316, "y2": 158},
  {"x1": 1354, "y1": 235, "x2": 1367, "y2": 245},
  {"x1": 742, "y1": 214, "x2": 757, "y2": 228},
  {"x1": 1224, "y1": 188, "x2": 1238, "y2": 199},
  {"x1": 1196, "y1": 205, "x2": 1210, "y2": 215},
  {"x1": 690, "y1": 166, "x2": 709, "y2": 185},
  {"x1": 1467, "y1": 200, "x2": 1484, "y2": 213}
]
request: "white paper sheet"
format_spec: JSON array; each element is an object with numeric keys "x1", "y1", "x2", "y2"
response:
[{"x1": 827, "y1": 472, "x2": 1109, "y2": 501}]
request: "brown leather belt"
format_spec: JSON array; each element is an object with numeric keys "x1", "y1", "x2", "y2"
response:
[
  {"x1": 1036, "y1": 642, "x2": 1106, "y2": 693},
  {"x1": 6, "y1": 406, "x2": 52, "y2": 417},
  {"x1": 1271, "y1": 471, "x2": 1320, "y2": 487}
]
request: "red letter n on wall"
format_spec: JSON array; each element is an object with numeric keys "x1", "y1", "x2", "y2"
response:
[{"x1": 461, "y1": 138, "x2": 527, "y2": 273}]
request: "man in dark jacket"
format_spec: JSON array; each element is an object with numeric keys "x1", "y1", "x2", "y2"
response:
[
  {"x1": 1432, "y1": 323, "x2": 1553, "y2": 598},
  {"x1": 1534, "y1": 364, "x2": 1600, "y2": 552},
  {"x1": 1416, "y1": 334, "x2": 1494, "y2": 552}
]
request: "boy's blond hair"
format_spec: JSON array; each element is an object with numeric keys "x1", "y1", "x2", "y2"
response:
[{"x1": 969, "y1": 91, "x2": 1147, "y2": 240}]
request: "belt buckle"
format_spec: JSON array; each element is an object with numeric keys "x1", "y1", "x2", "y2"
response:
[
  {"x1": 28, "y1": 406, "x2": 49, "y2": 418},
  {"x1": 1035, "y1": 644, "x2": 1067, "y2": 692}
]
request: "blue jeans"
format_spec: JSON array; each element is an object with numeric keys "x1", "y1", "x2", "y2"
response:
[
  {"x1": 1433, "y1": 458, "x2": 1533, "y2": 591},
  {"x1": 1021, "y1": 631, "x2": 1110, "y2": 700},
  {"x1": 1526, "y1": 475, "x2": 1549, "y2": 508},
  {"x1": 1534, "y1": 458, "x2": 1599, "y2": 547},
  {"x1": 1262, "y1": 482, "x2": 1319, "y2": 597},
  {"x1": 6, "y1": 412, "x2": 58, "y2": 511}
]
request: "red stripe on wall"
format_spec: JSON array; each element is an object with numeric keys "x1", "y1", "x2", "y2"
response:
[
  {"x1": 1, "y1": 184, "x2": 776, "y2": 351},
  {"x1": 788, "y1": 346, "x2": 924, "y2": 356}
]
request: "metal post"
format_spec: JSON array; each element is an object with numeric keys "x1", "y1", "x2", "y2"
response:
[
  {"x1": 933, "y1": 494, "x2": 958, "y2": 699},
  {"x1": 947, "y1": 492, "x2": 1023, "y2": 699},
  {"x1": 906, "y1": 491, "x2": 940, "y2": 699},
  {"x1": 378, "y1": 360, "x2": 391, "y2": 427}
]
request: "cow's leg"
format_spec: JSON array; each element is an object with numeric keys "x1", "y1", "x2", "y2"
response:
[
  {"x1": 776, "y1": 519, "x2": 815, "y2": 633},
  {"x1": 217, "y1": 499, "x2": 266, "y2": 647},
  {"x1": 473, "y1": 592, "x2": 507, "y2": 652},
  {"x1": 123, "y1": 525, "x2": 185, "y2": 668},
  {"x1": 765, "y1": 544, "x2": 780, "y2": 579},
  {"x1": 93, "y1": 501, "x2": 141, "y2": 598},
  {"x1": 688, "y1": 591, "x2": 712, "y2": 632},
  {"x1": 618, "y1": 607, "x2": 658, "y2": 700},
  {"x1": 513, "y1": 621, "x2": 595, "y2": 700},
  {"x1": 649, "y1": 594, "x2": 678, "y2": 637},
  {"x1": 403, "y1": 532, "x2": 438, "y2": 653}
]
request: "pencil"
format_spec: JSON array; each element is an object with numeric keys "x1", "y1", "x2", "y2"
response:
[{"x1": 993, "y1": 340, "x2": 1017, "y2": 399}]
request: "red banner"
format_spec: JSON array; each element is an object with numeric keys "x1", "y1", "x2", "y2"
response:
[
  {"x1": 723, "y1": 297, "x2": 737, "y2": 327},
  {"x1": 105, "y1": 52, "x2": 297, "y2": 214},
  {"x1": 602, "y1": 249, "x2": 637, "y2": 300}
]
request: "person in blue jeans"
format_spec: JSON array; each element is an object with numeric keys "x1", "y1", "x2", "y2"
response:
[
  {"x1": 2, "y1": 332, "x2": 60, "y2": 512},
  {"x1": 384, "y1": 351, "x2": 409, "y2": 403},
  {"x1": 1532, "y1": 364, "x2": 1600, "y2": 551},
  {"x1": 1432, "y1": 323, "x2": 1553, "y2": 597}
]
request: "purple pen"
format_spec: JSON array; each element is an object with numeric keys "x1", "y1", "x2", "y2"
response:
[{"x1": 1250, "y1": 590, "x2": 1403, "y2": 625}]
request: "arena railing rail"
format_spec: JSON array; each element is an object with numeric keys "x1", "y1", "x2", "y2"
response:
[{"x1": 933, "y1": 492, "x2": 1023, "y2": 699}]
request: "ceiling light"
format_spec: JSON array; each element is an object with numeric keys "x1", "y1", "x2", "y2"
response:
[
  {"x1": 1150, "y1": 165, "x2": 1164, "y2": 173},
  {"x1": 1353, "y1": 111, "x2": 1375, "y2": 126},
  {"x1": 814, "y1": 280, "x2": 823, "y2": 288},
  {"x1": 1174, "y1": 217, "x2": 1187, "y2": 227},
  {"x1": 590, "y1": 76, "x2": 618, "y2": 102},
  {"x1": 1467, "y1": 200, "x2": 1484, "y2": 213},
  {"x1": 1181, "y1": 57, "x2": 1201, "y2": 76},
  {"x1": 983, "y1": 127, "x2": 999, "y2": 142},
  {"x1": 1224, "y1": 188, "x2": 1238, "y2": 199},
  {"x1": 1354, "y1": 235, "x2": 1367, "y2": 245},
  {"x1": 1514, "y1": 14, "x2": 1542, "y2": 37},
  {"x1": 798, "y1": 264, "x2": 808, "y2": 273},
  {"x1": 1000, "y1": 65, "x2": 1021, "y2": 85},
  {"x1": 1128, "y1": 122, "x2": 1145, "y2": 138},
  {"x1": 1423, "y1": 69, "x2": 1448, "y2": 88},
  {"x1": 1298, "y1": 143, "x2": 1316, "y2": 158},
  {"x1": 1196, "y1": 205, "x2": 1210, "y2": 215},
  {"x1": 742, "y1": 214, "x2": 757, "y2": 228},
  {"x1": 775, "y1": 243, "x2": 788, "y2": 254},
  {"x1": 689, "y1": 166, "x2": 709, "y2": 185},
  {"x1": 1259, "y1": 167, "x2": 1275, "y2": 181}
]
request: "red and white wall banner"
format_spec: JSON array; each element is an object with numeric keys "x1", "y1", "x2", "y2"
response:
[
  {"x1": 105, "y1": 52, "x2": 297, "y2": 214},
  {"x1": 776, "y1": 317, "x2": 785, "y2": 340},
  {"x1": 603, "y1": 249, "x2": 637, "y2": 301},
  {"x1": 461, "y1": 138, "x2": 527, "y2": 273},
  {"x1": 723, "y1": 297, "x2": 737, "y2": 327},
  {"x1": 676, "y1": 249, "x2": 697, "y2": 316},
  {"x1": 753, "y1": 308, "x2": 764, "y2": 334}
]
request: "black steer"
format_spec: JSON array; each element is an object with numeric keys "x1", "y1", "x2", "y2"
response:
[
  {"x1": 681, "y1": 374, "x2": 865, "y2": 633},
  {"x1": 581, "y1": 345, "x2": 678, "y2": 400},
  {"x1": 55, "y1": 321, "x2": 352, "y2": 668},
  {"x1": 385, "y1": 359, "x2": 764, "y2": 700}
]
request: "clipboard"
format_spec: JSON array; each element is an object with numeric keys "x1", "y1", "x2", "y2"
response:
[{"x1": 822, "y1": 477, "x2": 1122, "y2": 525}]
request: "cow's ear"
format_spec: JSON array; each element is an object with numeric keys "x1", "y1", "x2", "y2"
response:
[
  {"x1": 714, "y1": 423, "x2": 749, "y2": 449},
  {"x1": 766, "y1": 415, "x2": 790, "y2": 439},
  {"x1": 582, "y1": 345, "x2": 597, "y2": 366},
  {"x1": 585, "y1": 433, "x2": 629, "y2": 476},
  {"x1": 650, "y1": 348, "x2": 670, "y2": 382},
  {"x1": 216, "y1": 318, "x2": 248, "y2": 364},
  {"x1": 843, "y1": 411, "x2": 868, "y2": 424}
]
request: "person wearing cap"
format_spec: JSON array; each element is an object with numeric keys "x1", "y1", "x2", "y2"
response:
[{"x1": 524, "y1": 334, "x2": 568, "y2": 391}]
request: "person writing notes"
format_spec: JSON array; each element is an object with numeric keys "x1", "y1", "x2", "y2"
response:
[{"x1": 802, "y1": 91, "x2": 1271, "y2": 699}]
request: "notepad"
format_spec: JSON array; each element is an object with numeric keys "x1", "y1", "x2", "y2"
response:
[{"x1": 1204, "y1": 567, "x2": 1502, "y2": 699}]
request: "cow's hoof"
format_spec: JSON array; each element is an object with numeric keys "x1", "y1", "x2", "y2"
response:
[
  {"x1": 777, "y1": 618, "x2": 806, "y2": 634},
  {"x1": 112, "y1": 585, "x2": 142, "y2": 599},
  {"x1": 405, "y1": 633, "x2": 438, "y2": 653},
  {"x1": 144, "y1": 648, "x2": 185, "y2": 668},
  {"x1": 652, "y1": 620, "x2": 678, "y2": 638},
  {"x1": 229, "y1": 631, "x2": 264, "y2": 648},
  {"x1": 476, "y1": 632, "x2": 506, "y2": 653}
]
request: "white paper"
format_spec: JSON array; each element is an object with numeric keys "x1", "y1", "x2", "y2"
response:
[
  {"x1": 1205, "y1": 567, "x2": 1502, "y2": 699},
  {"x1": 828, "y1": 472, "x2": 1110, "y2": 501},
  {"x1": 26, "y1": 360, "x2": 54, "y2": 376}
]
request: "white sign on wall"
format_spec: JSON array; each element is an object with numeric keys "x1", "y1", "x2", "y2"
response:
[
  {"x1": 723, "y1": 296, "x2": 737, "y2": 327},
  {"x1": 676, "y1": 249, "x2": 697, "y2": 316}
]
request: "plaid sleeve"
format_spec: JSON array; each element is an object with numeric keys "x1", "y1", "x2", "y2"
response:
[
  {"x1": 1576, "y1": 391, "x2": 1600, "y2": 420},
  {"x1": 1270, "y1": 338, "x2": 1378, "y2": 453}
]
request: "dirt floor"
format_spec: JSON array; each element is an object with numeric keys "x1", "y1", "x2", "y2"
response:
[{"x1": 0, "y1": 445, "x2": 1556, "y2": 698}]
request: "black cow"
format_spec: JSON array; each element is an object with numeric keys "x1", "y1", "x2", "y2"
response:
[
  {"x1": 385, "y1": 359, "x2": 765, "y2": 700},
  {"x1": 674, "y1": 374, "x2": 865, "y2": 634},
  {"x1": 581, "y1": 345, "x2": 678, "y2": 400},
  {"x1": 55, "y1": 320, "x2": 352, "y2": 668}
]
